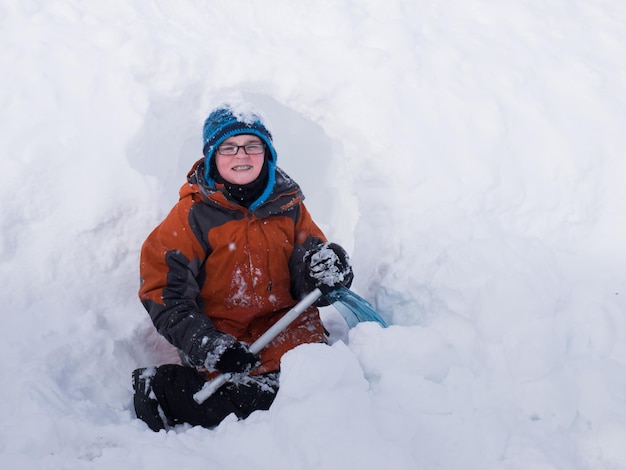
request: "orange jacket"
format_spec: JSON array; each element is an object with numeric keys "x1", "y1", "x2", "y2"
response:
[{"x1": 139, "y1": 159, "x2": 327, "y2": 375}]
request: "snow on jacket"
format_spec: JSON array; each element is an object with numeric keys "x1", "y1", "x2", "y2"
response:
[{"x1": 139, "y1": 158, "x2": 327, "y2": 375}]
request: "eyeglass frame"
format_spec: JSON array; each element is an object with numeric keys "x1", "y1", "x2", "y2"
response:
[{"x1": 216, "y1": 142, "x2": 266, "y2": 156}]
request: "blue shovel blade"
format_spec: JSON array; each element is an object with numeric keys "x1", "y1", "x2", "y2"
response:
[{"x1": 324, "y1": 287, "x2": 388, "y2": 328}]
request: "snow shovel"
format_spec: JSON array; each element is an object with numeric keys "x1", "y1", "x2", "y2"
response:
[
  {"x1": 324, "y1": 286, "x2": 388, "y2": 328},
  {"x1": 193, "y1": 287, "x2": 323, "y2": 404}
]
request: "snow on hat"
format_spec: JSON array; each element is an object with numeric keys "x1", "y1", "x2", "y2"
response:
[{"x1": 202, "y1": 103, "x2": 277, "y2": 210}]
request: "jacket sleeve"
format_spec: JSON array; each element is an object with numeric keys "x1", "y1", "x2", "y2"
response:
[
  {"x1": 288, "y1": 202, "x2": 328, "y2": 300},
  {"x1": 289, "y1": 202, "x2": 354, "y2": 302},
  {"x1": 138, "y1": 199, "x2": 234, "y2": 367}
]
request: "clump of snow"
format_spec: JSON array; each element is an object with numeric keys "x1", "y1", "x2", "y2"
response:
[
  {"x1": 218, "y1": 100, "x2": 273, "y2": 129},
  {"x1": 1, "y1": 1, "x2": 626, "y2": 469},
  {"x1": 307, "y1": 243, "x2": 351, "y2": 287}
]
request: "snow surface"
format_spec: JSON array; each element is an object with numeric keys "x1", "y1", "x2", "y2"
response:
[{"x1": 1, "y1": 1, "x2": 626, "y2": 468}]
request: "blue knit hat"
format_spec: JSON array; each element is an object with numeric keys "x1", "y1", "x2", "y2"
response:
[{"x1": 202, "y1": 103, "x2": 277, "y2": 210}]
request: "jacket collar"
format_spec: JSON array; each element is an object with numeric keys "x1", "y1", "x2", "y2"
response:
[{"x1": 182, "y1": 159, "x2": 304, "y2": 215}]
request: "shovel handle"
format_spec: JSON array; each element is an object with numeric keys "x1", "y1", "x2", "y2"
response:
[{"x1": 193, "y1": 288, "x2": 323, "y2": 404}]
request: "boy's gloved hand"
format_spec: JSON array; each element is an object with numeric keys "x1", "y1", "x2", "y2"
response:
[
  {"x1": 214, "y1": 342, "x2": 259, "y2": 375},
  {"x1": 304, "y1": 242, "x2": 354, "y2": 293}
]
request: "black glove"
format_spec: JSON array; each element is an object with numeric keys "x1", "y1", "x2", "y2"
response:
[
  {"x1": 304, "y1": 242, "x2": 354, "y2": 293},
  {"x1": 214, "y1": 342, "x2": 260, "y2": 374}
]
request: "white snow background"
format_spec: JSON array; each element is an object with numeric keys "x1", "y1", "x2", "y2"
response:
[{"x1": 1, "y1": 1, "x2": 626, "y2": 468}]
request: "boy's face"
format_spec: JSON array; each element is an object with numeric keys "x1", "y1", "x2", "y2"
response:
[{"x1": 215, "y1": 134, "x2": 265, "y2": 185}]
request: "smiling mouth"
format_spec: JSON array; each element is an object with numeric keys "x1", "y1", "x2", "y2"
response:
[{"x1": 232, "y1": 165, "x2": 253, "y2": 171}]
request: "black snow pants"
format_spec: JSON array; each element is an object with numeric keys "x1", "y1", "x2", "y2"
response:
[{"x1": 133, "y1": 364, "x2": 279, "y2": 431}]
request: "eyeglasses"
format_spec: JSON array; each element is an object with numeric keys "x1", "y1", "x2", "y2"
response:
[{"x1": 216, "y1": 143, "x2": 266, "y2": 156}]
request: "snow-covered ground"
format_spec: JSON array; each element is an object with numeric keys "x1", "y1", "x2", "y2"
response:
[{"x1": 1, "y1": 1, "x2": 626, "y2": 468}]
